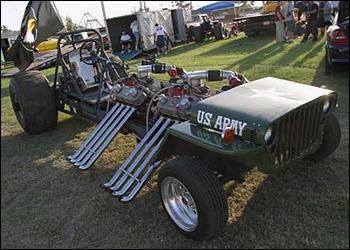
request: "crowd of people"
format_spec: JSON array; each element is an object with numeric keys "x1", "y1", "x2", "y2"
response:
[
  {"x1": 118, "y1": 1, "x2": 347, "y2": 55},
  {"x1": 274, "y1": 1, "x2": 336, "y2": 43}
]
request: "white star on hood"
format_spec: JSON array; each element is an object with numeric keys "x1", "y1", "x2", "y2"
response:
[{"x1": 250, "y1": 87, "x2": 303, "y2": 103}]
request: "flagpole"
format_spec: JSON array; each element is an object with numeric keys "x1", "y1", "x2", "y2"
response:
[
  {"x1": 52, "y1": 1, "x2": 66, "y2": 32},
  {"x1": 100, "y1": 1, "x2": 111, "y2": 48}
]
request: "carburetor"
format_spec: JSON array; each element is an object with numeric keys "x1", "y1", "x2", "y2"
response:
[
  {"x1": 110, "y1": 78, "x2": 147, "y2": 107},
  {"x1": 154, "y1": 86, "x2": 202, "y2": 120}
]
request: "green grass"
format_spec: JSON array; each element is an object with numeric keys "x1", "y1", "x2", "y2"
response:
[{"x1": 1, "y1": 33, "x2": 349, "y2": 249}]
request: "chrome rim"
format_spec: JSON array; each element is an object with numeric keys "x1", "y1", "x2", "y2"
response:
[{"x1": 161, "y1": 177, "x2": 198, "y2": 232}]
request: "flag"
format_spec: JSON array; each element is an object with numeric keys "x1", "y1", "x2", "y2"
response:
[{"x1": 8, "y1": 1, "x2": 65, "y2": 71}]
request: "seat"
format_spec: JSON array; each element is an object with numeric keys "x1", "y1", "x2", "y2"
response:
[
  {"x1": 68, "y1": 50, "x2": 99, "y2": 91},
  {"x1": 66, "y1": 50, "x2": 112, "y2": 105}
]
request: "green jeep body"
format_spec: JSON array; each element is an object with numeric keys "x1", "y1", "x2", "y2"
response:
[{"x1": 158, "y1": 77, "x2": 337, "y2": 174}]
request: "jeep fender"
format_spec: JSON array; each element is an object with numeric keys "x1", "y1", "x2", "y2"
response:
[{"x1": 156, "y1": 121, "x2": 276, "y2": 174}]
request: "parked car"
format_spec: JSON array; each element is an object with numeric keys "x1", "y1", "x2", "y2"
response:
[
  {"x1": 325, "y1": 13, "x2": 349, "y2": 74},
  {"x1": 36, "y1": 38, "x2": 65, "y2": 53}
]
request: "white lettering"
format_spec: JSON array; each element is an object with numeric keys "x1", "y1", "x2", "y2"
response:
[
  {"x1": 204, "y1": 112, "x2": 213, "y2": 126},
  {"x1": 214, "y1": 116, "x2": 223, "y2": 130},
  {"x1": 197, "y1": 111, "x2": 248, "y2": 137},
  {"x1": 197, "y1": 110, "x2": 204, "y2": 124},
  {"x1": 230, "y1": 120, "x2": 239, "y2": 134},
  {"x1": 238, "y1": 122, "x2": 247, "y2": 136},
  {"x1": 222, "y1": 117, "x2": 231, "y2": 129}
]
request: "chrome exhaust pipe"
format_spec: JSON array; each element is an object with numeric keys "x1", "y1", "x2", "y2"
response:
[
  {"x1": 183, "y1": 70, "x2": 238, "y2": 81},
  {"x1": 68, "y1": 103, "x2": 121, "y2": 161},
  {"x1": 119, "y1": 152, "x2": 162, "y2": 202},
  {"x1": 103, "y1": 117, "x2": 165, "y2": 188},
  {"x1": 70, "y1": 105, "x2": 123, "y2": 163},
  {"x1": 137, "y1": 64, "x2": 175, "y2": 78},
  {"x1": 70, "y1": 104, "x2": 126, "y2": 164},
  {"x1": 78, "y1": 106, "x2": 135, "y2": 170},
  {"x1": 73, "y1": 107, "x2": 130, "y2": 167},
  {"x1": 109, "y1": 118, "x2": 172, "y2": 193}
]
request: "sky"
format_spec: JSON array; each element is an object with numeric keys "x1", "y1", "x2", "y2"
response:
[{"x1": 1, "y1": 1, "x2": 219, "y2": 31}]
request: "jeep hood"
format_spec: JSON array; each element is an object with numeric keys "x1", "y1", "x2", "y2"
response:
[{"x1": 190, "y1": 77, "x2": 335, "y2": 133}]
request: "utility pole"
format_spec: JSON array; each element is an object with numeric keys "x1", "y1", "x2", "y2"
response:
[
  {"x1": 143, "y1": 1, "x2": 148, "y2": 12},
  {"x1": 100, "y1": 1, "x2": 111, "y2": 48}
]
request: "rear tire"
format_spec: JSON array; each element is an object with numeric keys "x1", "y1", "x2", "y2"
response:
[
  {"x1": 9, "y1": 70, "x2": 57, "y2": 134},
  {"x1": 214, "y1": 22, "x2": 224, "y2": 40},
  {"x1": 158, "y1": 156, "x2": 228, "y2": 240},
  {"x1": 191, "y1": 26, "x2": 205, "y2": 43},
  {"x1": 307, "y1": 113, "x2": 341, "y2": 161}
]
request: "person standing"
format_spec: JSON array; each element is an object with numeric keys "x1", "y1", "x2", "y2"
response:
[
  {"x1": 318, "y1": 1, "x2": 332, "y2": 37},
  {"x1": 275, "y1": 1, "x2": 285, "y2": 43},
  {"x1": 295, "y1": 1, "x2": 307, "y2": 22},
  {"x1": 301, "y1": 1, "x2": 319, "y2": 42},
  {"x1": 284, "y1": 1, "x2": 295, "y2": 43},
  {"x1": 153, "y1": 23, "x2": 169, "y2": 56},
  {"x1": 338, "y1": 1, "x2": 349, "y2": 24},
  {"x1": 130, "y1": 20, "x2": 140, "y2": 51},
  {"x1": 321, "y1": 1, "x2": 333, "y2": 36}
]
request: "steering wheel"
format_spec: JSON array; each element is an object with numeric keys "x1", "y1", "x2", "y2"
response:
[{"x1": 79, "y1": 40, "x2": 103, "y2": 65}]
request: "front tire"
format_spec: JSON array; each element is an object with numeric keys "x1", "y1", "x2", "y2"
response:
[
  {"x1": 158, "y1": 156, "x2": 228, "y2": 240},
  {"x1": 307, "y1": 113, "x2": 341, "y2": 161},
  {"x1": 9, "y1": 70, "x2": 57, "y2": 135}
]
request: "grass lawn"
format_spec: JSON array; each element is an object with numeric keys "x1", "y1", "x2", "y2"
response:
[{"x1": 1, "y1": 33, "x2": 349, "y2": 249}]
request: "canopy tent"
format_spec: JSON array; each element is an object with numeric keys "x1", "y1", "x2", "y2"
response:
[{"x1": 196, "y1": 1, "x2": 235, "y2": 14}]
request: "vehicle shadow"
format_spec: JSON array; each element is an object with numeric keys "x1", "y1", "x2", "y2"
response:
[
  {"x1": 167, "y1": 39, "x2": 220, "y2": 57},
  {"x1": 273, "y1": 40, "x2": 323, "y2": 68},
  {"x1": 198, "y1": 34, "x2": 276, "y2": 58},
  {"x1": 2, "y1": 113, "x2": 348, "y2": 249},
  {"x1": 1, "y1": 116, "x2": 95, "y2": 198},
  {"x1": 220, "y1": 38, "x2": 325, "y2": 74},
  {"x1": 229, "y1": 42, "x2": 287, "y2": 71},
  {"x1": 1, "y1": 114, "x2": 134, "y2": 248},
  {"x1": 10, "y1": 156, "x2": 344, "y2": 249}
]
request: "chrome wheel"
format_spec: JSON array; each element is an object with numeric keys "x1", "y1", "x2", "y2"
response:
[{"x1": 161, "y1": 177, "x2": 198, "y2": 232}]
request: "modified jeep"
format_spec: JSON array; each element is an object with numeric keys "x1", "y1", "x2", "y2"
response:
[{"x1": 9, "y1": 29, "x2": 341, "y2": 240}]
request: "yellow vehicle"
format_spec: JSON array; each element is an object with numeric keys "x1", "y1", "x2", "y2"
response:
[{"x1": 36, "y1": 38, "x2": 60, "y2": 52}]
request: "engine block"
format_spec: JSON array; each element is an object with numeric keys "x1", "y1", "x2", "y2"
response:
[
  {"x1": 110, "y1": 83, "x2": 147, "y2": 107},
  {"x1": 155, "y1": 94, "x2": 202, "y2": 120}
]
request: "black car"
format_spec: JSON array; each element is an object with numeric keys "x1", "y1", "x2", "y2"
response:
[{"x1": 325, "y1": 12, "x2": 349, "y2": 74}]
